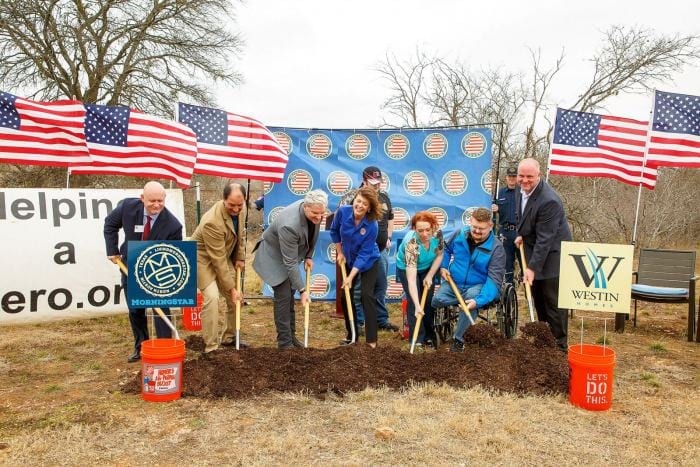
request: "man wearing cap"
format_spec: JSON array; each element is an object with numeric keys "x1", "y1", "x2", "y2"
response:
[
  {"x1": 338, "y1": 166, "x2": 399, "y2": 332},
  {"x1": 492, "y1": 166, "x2": 520, "y2": 284}
]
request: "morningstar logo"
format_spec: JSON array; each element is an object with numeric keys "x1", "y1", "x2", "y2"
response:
[{"x1": 568, "y1": 248, "x2": 624, "y2": 303}]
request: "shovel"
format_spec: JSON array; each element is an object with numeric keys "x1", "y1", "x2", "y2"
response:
[
  {"x1": 444, "y1": 274, "x2": 476, "y2": 326},
  {"x1": 409, "y1": 286, "x2": 430, "y2": 354},
  {"x1": 114, "y1": 258, "x2": 179, "y2": 340},
  {"x1": 303, "y1": 264, "x2": 311, "y2": 348},
  {"x1": 518, "y1": 243, "x2": 536, "y2": 322},
  {"x1": 338, "y1": 259, "x2": 356, "y2": 343},
  {"x1": 235, "y1": 266, "x2": 242, "y2": 350}
]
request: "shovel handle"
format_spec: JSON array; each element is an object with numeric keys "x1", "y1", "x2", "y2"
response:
[
  {"x1": 304, "y1": 265, "x2": 311, "y2": 348},
  {"x1": 338, "y1": 259, "x2": 356, "y2": 344},
  {"x1": 410, "y1": 286, "x2": 430, "y2": 354},
  {"x1": 518, "y1": 243, "x2": 536, "y2": 322},
  {"x1": 445, "y1": 274, "x2": 475, "y2": 325}
]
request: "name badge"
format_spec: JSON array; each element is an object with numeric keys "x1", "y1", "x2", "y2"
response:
[{"x1": 135, "y1": 225, "x2": 145, "y2": 233}]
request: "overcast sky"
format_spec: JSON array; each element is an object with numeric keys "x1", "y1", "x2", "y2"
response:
[{"x1": 220, "y1": 0, "x2": 700, "y2": 129}]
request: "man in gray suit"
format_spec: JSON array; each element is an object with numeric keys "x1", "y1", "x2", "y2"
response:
[
  {"x1": 515, "y1": 158, "x2": 572, "y2": 351},
  {"x1": 253, "y1": 189, "x2": 328, "y2": 349}
]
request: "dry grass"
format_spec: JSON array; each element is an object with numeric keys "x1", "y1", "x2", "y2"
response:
[{"x1": 1, "y1": 293, "x2": 699, "y2": 465}]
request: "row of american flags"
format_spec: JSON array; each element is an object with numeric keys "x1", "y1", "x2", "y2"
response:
[
  {"x1": 549, "y1": 90, "x2": 700, "y2": 190},
  {"x1": 0, "y1": 91, "x2": 289, "y2": 187}
]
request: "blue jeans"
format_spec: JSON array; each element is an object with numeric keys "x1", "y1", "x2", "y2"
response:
[
  {"x1": 431, "y1": 282, "x2": 483, "y2": 342},
  {"x1": 397, "y1": 267, "x2": 436, "y2": 344},
  {"x1": 354, "y1": 249, "x2": 390, "y2": 326}
]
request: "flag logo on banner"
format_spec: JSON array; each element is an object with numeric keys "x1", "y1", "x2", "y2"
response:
[
  {"x1": 423, "y1": 133, "x2": 448, "y2": 159},
  {"x1": 287, "y1": 168, "x2": 313, "y2": 195},
  {"x1": 442, "y1": 169, "x2": 468, "y2": 196},
  {"x1": 319, "y1": 209, "x2": 331, "y2": 232},
  {"x1": 345, "y1": 133, "x2": 371, "y2": 159},
  {"x1": 267, "y1": 206, "x2": 285, "y2": 225},
  {"x1": 273, "y1": 131, "x2": 293, "y2": 155},
  {"x1": 379, "y1": 173, "x2": 390, "y2": 192},
  {"x1": 306, "y1": 133, "x2": 332, "y2": 159},
  {"x1": 480, "y1": 169, "x2": 493, "y2": 194},
  {"x1": 428, "y1": 207, "x2": 448, "y2": 228},
  {"x1": 263, "y1": 181, "x2": 275, "y2": 195},
  {"x1": 461, "y1": 206, "x2": 479, "y2": 225},
  {"x1": 462, "y1": 132, "x2": 487, "y2": 158},
  {"x1": 384, "y1": 133, "x2": 410, "y2": 159},
  {"x1": 309, "y1": 274, "x2": 331, "y2": 298},
  {"x1": 385, "y1": 276, "x2": 405, "y2": 300},
  {"x1": 404, "y1": 170, "x2": 429, "y2": 196},
  {"x1": 327, "y1": 243, "x2": 337, "y2": 263},
  {"x1": 327, "y1": 170, "x2": 353, "y2": 196},
  {"x1": 392, "y1": 207, "x2": 411, "y2": 231}
]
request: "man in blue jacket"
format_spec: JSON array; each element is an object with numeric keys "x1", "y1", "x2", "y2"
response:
[{"x1": 431, "y1": 207, "x2": 506, "y2": 352}]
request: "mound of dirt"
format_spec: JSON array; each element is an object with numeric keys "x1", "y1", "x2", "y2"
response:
[{"x1": 121, "y1": 323, "x2": 569, "y2": 399}]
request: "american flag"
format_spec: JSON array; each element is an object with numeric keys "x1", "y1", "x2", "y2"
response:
[
  {"x1": 549, "y1": 108, "x2": 657, "y2": 189},
  {"x1": 463, "y1": 132, "x2": 485, "y2": 156},
  {"x1": 70, "y1": 104, "x2": 197, "y2": 188},
  {"x1": 424, "y1": 133, "x2": 447, "y2": 157},
  {"x1": 647, "y1": 90, "x2": 700, "y2": 168},
  {"x1": 385, "y1": 133, "x2": 409, "y2": 157},
  {"x1": 346, "y1": 133, "x2": 370, "y2": 158},
  {"x1": 178, "y1": 102, "x2": 288, "y2": 182},
  {"x1": 0, "y1": 91, "x2": 90, "y2": 166}
]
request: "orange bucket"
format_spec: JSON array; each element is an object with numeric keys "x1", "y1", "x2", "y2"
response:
[
  {"x1": 182, "y1": 292, "x2": 203, "y2": 331},
  {"x1": 568, "y1": 344, "x2": 615, "y2": 411},
  {"x1": 141, "y1": 338, "x2": 186, "y2": 402}
]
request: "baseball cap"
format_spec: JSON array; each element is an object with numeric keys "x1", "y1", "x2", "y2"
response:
[
  {"x1": 362, "y1": 166, "x2": 382, "y2": 185},
  {"x1": 506, "y1": 167, "x2": 517, "y2": 176}
]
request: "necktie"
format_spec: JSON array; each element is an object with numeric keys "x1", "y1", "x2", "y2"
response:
[{"x1": 142, "y1": 215, "x2": 152, "y2": 240}]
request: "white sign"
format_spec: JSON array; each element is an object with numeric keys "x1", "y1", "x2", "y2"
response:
[{"x1": 0, "y1": 188, "x2": 185, "y2": 326}]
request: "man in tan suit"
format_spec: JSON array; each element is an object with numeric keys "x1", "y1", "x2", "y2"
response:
[{"x1": 191, "y1": 182, "x2": 247, "y2": 353}]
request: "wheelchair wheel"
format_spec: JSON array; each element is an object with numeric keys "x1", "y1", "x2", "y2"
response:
[
  {"x1": 432, "y1": 307, "x2": 455, "y2": 347},
  {"x1": 500, "y1": 283, "x2": 518, "y2": 339}
]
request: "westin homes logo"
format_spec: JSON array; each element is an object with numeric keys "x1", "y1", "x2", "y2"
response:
[
  {"x1": 442, "y1": 170, "x2": 468, "y2": 196},
  {"x1": 135, "y1": 244, "x2": 190, "y2": 297},
  {"x1": 403, "y1": 170, "x2": 429, "y2": 196},
  {"x1": 309, "y1": 274, "x2": 331, "y2": 299},
  {"x1": 569, "y1": 248, "x2": 625, "y2": 304},
  {"x1": 461, "y1": 131, "x2": 487, "y2": 158}
]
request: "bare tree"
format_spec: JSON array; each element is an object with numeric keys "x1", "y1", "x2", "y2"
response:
[
  {"x1": 570, "y1": 25, "x2": 699, "y2": 112},
  {"x1": 0, "y1": 0, "x2": 244, "y2": 116}
]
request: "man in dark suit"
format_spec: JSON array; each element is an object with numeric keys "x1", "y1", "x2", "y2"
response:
[
  {"x1": 104, "y1": 181, "x2": 183, "y2": 362},
  {"x1": 252, "y1": 189, "x2": 328, "y2": 349},
  {"x1": 514, "y1": 158, "x2": 572, "y2": 351}
]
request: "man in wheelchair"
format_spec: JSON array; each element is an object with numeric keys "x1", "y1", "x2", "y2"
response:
[{"x1": 431, "y1": 207, "x2": 506, "y2": 352}]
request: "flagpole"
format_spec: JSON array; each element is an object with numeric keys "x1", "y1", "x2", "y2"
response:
[{"x1": 632, "y1": 90, "x2": 658, "y2": 246}]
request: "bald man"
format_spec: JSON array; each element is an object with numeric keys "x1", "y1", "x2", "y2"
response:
[
  {"x1": 104, "y1": 181, "x2": 183, "y2": 362},
  {"x1": 514, "y1": 158, "x2": 572, "y2": 351}
]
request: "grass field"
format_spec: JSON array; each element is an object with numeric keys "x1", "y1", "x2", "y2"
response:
[{"x1": 1, "y1": 288, "x2": 699, "y2": 466}]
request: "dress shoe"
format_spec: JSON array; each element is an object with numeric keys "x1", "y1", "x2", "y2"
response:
[
  {"x1": 292, "y1": 337, "x2": 304, "y2": 348},
  {"x1": 127, "y1": 351, "x2": 141, "y2": 363},
  {"x1": 379, "y1": 323, "x2": 400, "y2": 332},
  {"x1": 338, "y1": 339, "x2": 354, "y2": 346}
]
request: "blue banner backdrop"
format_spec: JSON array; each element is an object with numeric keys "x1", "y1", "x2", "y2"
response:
[{"x1": 263, "y1": 127, "x2": 494, "y2": 301}]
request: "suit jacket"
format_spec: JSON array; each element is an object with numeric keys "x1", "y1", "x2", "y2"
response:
[
  {"x1": 104, "y1": 198, "x2": 183, "y2": 259},
  {"x1": 253, "y1": 199, "x2": 319, "y2": 290},
  {"x1": 191, "y1": 200, "x2": 246, "y2": 293},
  {"x1": 515, "y1": 180, "x2": 572, "y2": 280}
]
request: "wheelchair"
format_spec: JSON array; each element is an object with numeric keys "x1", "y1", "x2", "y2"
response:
[{"x1": 432, "y1": 277, "x2": 519, "y2": 346}]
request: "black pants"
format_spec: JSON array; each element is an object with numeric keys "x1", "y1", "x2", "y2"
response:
[
  {"x1": 397, "y1": 267, "x2": 436, "y2": 344},
  {"x1": 122, "y1": 274, "x2": 172, "y2": 352},
  {"x1": 343, "y1": 260, "x2": 379, "y2": 343},
  {"x1": 500, "y1": 229, "x2": 521, "y2": 284},
  {"x1": 271, "y1": 278, "x2": 297, "y2": 348},
  {"x1": 532, "y1": 276, "x2": 568, "y2": 348}
]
